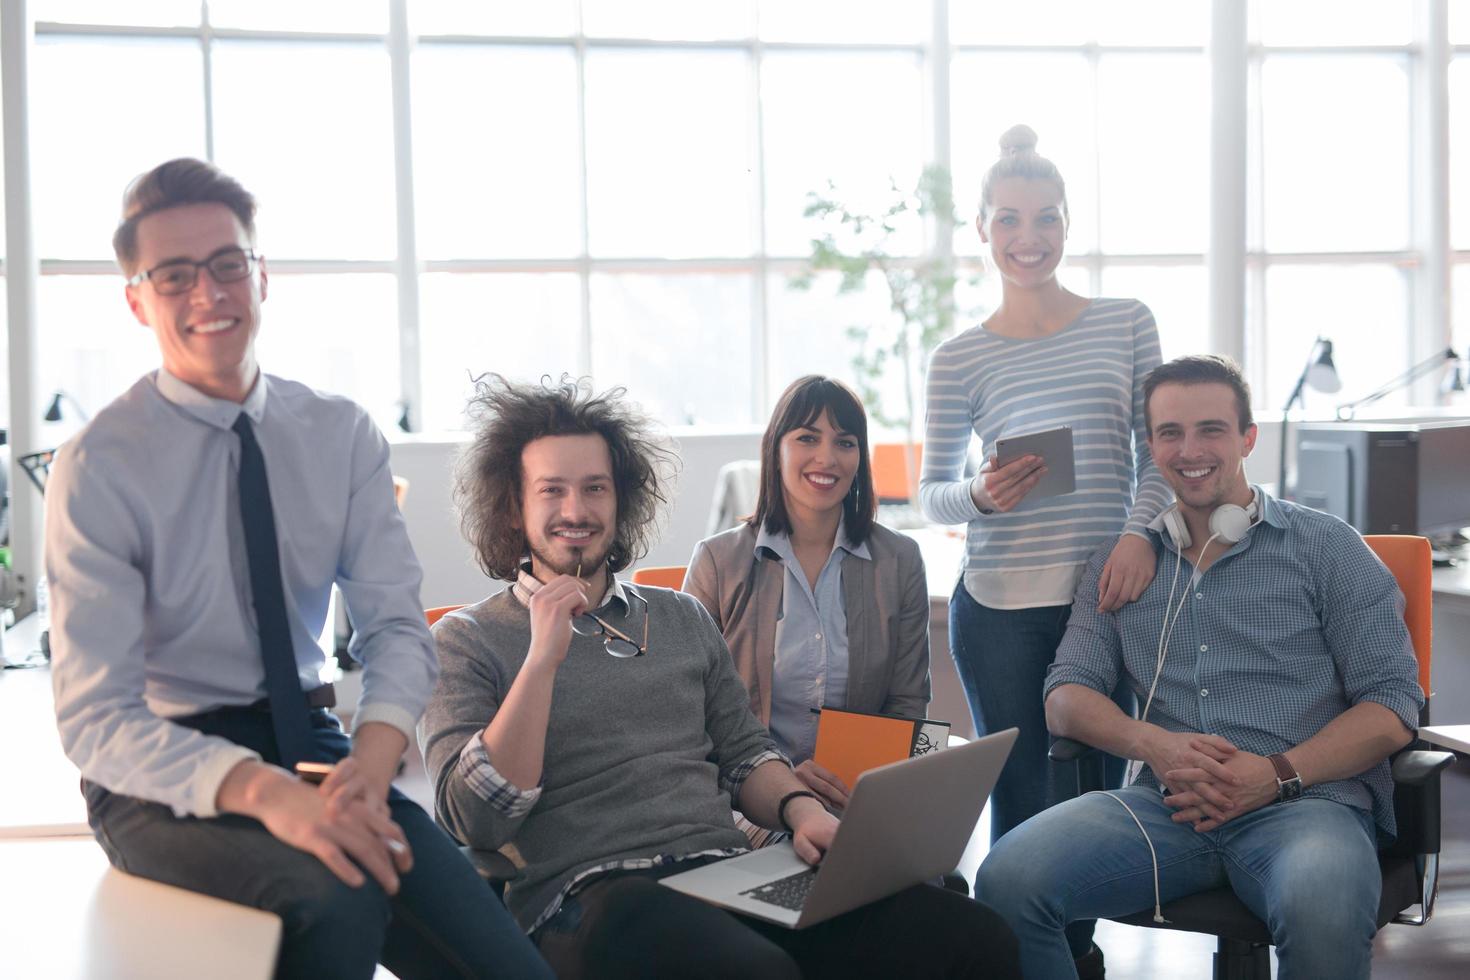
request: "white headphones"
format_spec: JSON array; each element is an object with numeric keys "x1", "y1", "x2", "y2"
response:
[{"x1": 1153, "y1": 493, "x2": 1258, "y2": 550}]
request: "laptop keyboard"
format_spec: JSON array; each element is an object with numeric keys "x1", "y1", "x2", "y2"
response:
[{"x1": 740, "y1": 868, "x2": 818, "y2": 911}]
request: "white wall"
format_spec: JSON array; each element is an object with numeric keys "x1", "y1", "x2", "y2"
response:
[{"x1": 389, "y1": 426, "x2": 763, "y2": 607}]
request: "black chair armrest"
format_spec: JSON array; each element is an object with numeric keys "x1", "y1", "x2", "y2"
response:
[
  {"x1": 1391, "y1": 749, "x2": 1455, "y2": 786},
  {"x1": 1049, "y1": 735, "x2": 1107, "y2": 796},
  {"x1": 1386, "y1": 749, "x2": 1455, "y2": 858},
  {"x1": 462, "y1": 846, "x2": 521, "y2": 884},
  {"x1": 1048, "y1": 736, "x2": 1096, "y2": 763}
]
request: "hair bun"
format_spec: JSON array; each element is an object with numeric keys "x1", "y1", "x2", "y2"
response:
[{"x1": 998, "y1": 124, "x2": 1038, "y2": 157}]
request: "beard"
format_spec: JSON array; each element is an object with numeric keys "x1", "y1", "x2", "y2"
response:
[{"x1": 528, "y1": 531, "x2": 613, "y2": 580}]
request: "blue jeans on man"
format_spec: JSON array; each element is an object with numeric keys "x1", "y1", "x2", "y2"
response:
[
  {"x1": 83, "y1": 705, "x2": 550, "y2": 979},
  {"x1": 948, "y1": 583, "x2": 1131, "y2": 959},
  {"x1": 975, "y1": 786, "x2": 1381, "y2": 980}
]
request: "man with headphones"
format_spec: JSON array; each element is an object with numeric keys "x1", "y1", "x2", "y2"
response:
[{"x1": 974, "y1": 355, "x2": 1423, "y2": 980}]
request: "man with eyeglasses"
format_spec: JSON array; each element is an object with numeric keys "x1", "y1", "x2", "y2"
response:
[
  {"x1": 44, "y1": 158, "x2": 550, "y2": 978},
  {"x1": 419, "y1": 374, "x2": 1018, "y2": 978}
]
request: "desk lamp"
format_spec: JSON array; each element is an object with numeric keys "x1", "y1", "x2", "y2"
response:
[
  {"x1": 1279, "y1": 337, "x2": 1340, "y2": 500},
  {"x1": 1334, "y1": 347, "x2": 1461, "y2": 420},
  {"x1": 1441, "y1": 350, "x2": 1467, "y2": 395},
  {"x1": 43, "y1": 390, "x2": 91, "y2": 423}
]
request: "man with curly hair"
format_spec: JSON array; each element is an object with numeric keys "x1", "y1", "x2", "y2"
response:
[{"x1": 420, "y1": 374, "x2": 1019, "y2": 978}]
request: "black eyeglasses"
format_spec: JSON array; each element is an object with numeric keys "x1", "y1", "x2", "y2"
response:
[
  {"x1": 572, "y1": 592, "x2": 649, "y2": 658},
  {"x1": 127, "y1": 247, "x2": 260, "y2": 296}
]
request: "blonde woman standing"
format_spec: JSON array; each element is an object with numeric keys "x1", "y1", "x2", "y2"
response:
[{"x1": 920, "y1": 125, "x2": 1169, "y2": 975}]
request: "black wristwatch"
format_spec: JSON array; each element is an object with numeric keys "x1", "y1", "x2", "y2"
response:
[
  {"x1": 777, "y1": 790, "x2": 821, "y2": 833},
  {"x1": 1269, "y1": 753, "x2": 1302, "y2": 803}
]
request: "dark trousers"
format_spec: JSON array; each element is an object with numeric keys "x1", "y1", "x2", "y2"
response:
[
  {"x1": 947, "y1": 583, "x2": 1131, "y2": 958},
  {"x1": 534, "y1": 863, "x2": 1020, "y2": 979},
  {"x1": 83, "y1": 705, "x2": 551, "y2": 980}
]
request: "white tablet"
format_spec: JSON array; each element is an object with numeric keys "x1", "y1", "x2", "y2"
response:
[{"x1": 994, "y1": 425, "x2": 1076, "y2": 500}]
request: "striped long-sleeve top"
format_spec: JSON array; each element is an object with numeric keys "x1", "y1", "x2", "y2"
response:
[{"x1": 919, "y1": 297, "x2": 1171, "y2": 609}]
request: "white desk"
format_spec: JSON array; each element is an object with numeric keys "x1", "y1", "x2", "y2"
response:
[
  {"x1": 0, "y1": 615, "x2": 89, "y2": 836},
  {"x1": 1433, "y1": 560, "x2": 1470, "y2": 613},
  {"x1": 0, "y1": 837, "x2": 281, "y2": 980},
  {"x1": 1420, "y1": 725, "x2": 1470, "y2": 756},
  {"x1": 904, "y1": 524, "x2": 968, "y2": 601}
]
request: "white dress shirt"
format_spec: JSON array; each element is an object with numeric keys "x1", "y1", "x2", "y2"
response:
[{"x1": 46, "y1": 368, "x2": 436, "y2": 818}]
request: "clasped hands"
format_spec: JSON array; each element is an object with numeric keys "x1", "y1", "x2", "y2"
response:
[
  {"x1": 1143, "y1": 731, "x2": 1280, "y2": 832},
  {"x1": 257, "y1": 756, "x2": 412, "y2": 894}
]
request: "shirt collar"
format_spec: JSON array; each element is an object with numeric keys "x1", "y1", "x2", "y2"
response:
[
  {"x1": 510, "y1": 561, "x2": 630, "y2": 614},
  {"x1": 1252, "y1": 485, "x2": 1288, "y2": 529},
  {"x1": 753, "y1": 515, "x2": 871, "y2": 564},
  {"x1": 154, "y1": 366, "x2": 267, "y2": 431}
]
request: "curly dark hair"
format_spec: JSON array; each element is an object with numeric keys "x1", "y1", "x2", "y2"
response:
[{"x1": 455, "y1": 374, "x2": 679, "y2": 580}]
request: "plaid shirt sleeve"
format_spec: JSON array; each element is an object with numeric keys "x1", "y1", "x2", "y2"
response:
[
  {"x1": 456, "y1": 730, "x2": 542, "y2": 818},
  {"x1": 1044, "y1": 540, "x2": 1126, "y2": 702},
  {"x1": 1316, "y1": 522, "x2": 1424, "y2": 733},
  {"x1": 719, "y1": 749, "x2": 789, "y2": 800}
]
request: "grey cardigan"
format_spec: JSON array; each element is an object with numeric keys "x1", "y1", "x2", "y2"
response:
[
  {"x1": 419, "y1": 584, "x2": 776, "y2": 930},
  {"x1": 683, "y1": 521, "x2": 931, "y2": 727}
]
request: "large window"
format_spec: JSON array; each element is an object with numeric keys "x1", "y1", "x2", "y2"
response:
[
  {"x1": 1453, "y1": 0, "x2": 1470, "y2": 373},
  {"x1": 949, "y1": 4, "x2": 1209, "y2": 361},
  {"x1": 1250, "y1": 2, "x2": 1416, "y2": 412},
  {"x1": 13, "y1": 0, "x2": 1468, "y2": 436}
]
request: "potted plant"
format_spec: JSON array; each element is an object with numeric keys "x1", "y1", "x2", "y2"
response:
[{"x1": 790, "y1": 164, "x2": 982, "y2": 505}]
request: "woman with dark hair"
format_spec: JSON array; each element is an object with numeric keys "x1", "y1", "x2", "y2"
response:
[{"x1": 684, "y1": 375, "x2": 930, "y2": 810}]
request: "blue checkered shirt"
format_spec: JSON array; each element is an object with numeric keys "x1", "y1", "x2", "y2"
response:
[{"x1": 1045, "y1": 488, "x2": 1423, "y2": 839}]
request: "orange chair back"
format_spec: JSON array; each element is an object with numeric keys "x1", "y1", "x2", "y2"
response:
[
  {"x1": 872, "y1": 443, "x2": 922, "y2": 502},
  {"x1": 1364, "y1": 535, "x2": 1433, "y2": 697},
  {"x1": 631, "y1": 566, "x2": 687, "y2": 590},
  {"x1": 426, "y1": 604, "x2": 467, "y2": 628}
]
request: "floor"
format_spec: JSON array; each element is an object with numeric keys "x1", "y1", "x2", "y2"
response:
[{"x1": 394, "y1": 751, "x2": 1470, "y2": 978}]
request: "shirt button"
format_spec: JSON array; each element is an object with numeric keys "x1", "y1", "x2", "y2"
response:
[
  {"x1": 1201, "y1": 689, "x2": 1209, "y2": 697},
  {"x1": 1195, "y1": 592, "x2": 1203, "y2": 600},
  {"x1": 814, "y1": 632, "x2": 822, "y2": 641},
  {"x1": 1199, "y1": 644, "x2": 1208, "y2": 653}
]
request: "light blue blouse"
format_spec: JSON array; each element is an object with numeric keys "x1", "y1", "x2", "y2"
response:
[{"x1": 754, "y1": 522, "x2": 871, "y2": 763}]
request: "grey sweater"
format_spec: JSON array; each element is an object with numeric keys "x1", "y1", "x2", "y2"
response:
[{"x1": 419, "y1": 583, "x2": 779, "y2": 930}]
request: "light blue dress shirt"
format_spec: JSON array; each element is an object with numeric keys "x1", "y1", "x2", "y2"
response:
[
  {"x1": 1046, "y1": 488, "x2": 1423, "y2": 838},
  {"x1": 46, "y1": 368, "x2": 436, "y2": 818},
  {"x1": 756, "y1": 521, "x2": 871, "y2": 764}
]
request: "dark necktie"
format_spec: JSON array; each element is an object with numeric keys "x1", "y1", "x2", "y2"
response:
[{"x1": 233, "y1": 413, "x2": 315, "y2": 768}]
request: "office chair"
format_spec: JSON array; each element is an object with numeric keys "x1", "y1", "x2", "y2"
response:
[
  {"x1": 1049, "y1": 534, "x2": 1454, "y2": 979},
  {"x1": 631, "y1": 565, "x2": 687, "y2": 590},
  {"x1": 425, "y1": 604, "x2": 466, "y2": 628},
  {"x1": 871, "y1": 443, "x2": 922, "y2": 505}
]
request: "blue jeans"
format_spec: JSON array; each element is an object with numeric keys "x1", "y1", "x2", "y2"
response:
[
  {"x1": 83, "y1": 705, "x2": 551, "y2": 980},
  {"x1": 975, "y1": 787, "x2": 1382, "y2": 980},
  {"x1": 948, "y1": 584, "x2": 1130, "y2": 956}
]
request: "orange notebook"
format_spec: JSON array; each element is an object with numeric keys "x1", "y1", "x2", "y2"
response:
[{"x1": 811, "y1": 707, "x2": 951, "y2": 789}]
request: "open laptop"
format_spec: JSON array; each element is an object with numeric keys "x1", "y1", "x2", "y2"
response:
[{"x1": 660, "y1": 727, "x2": 1017, "y2": 929}]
